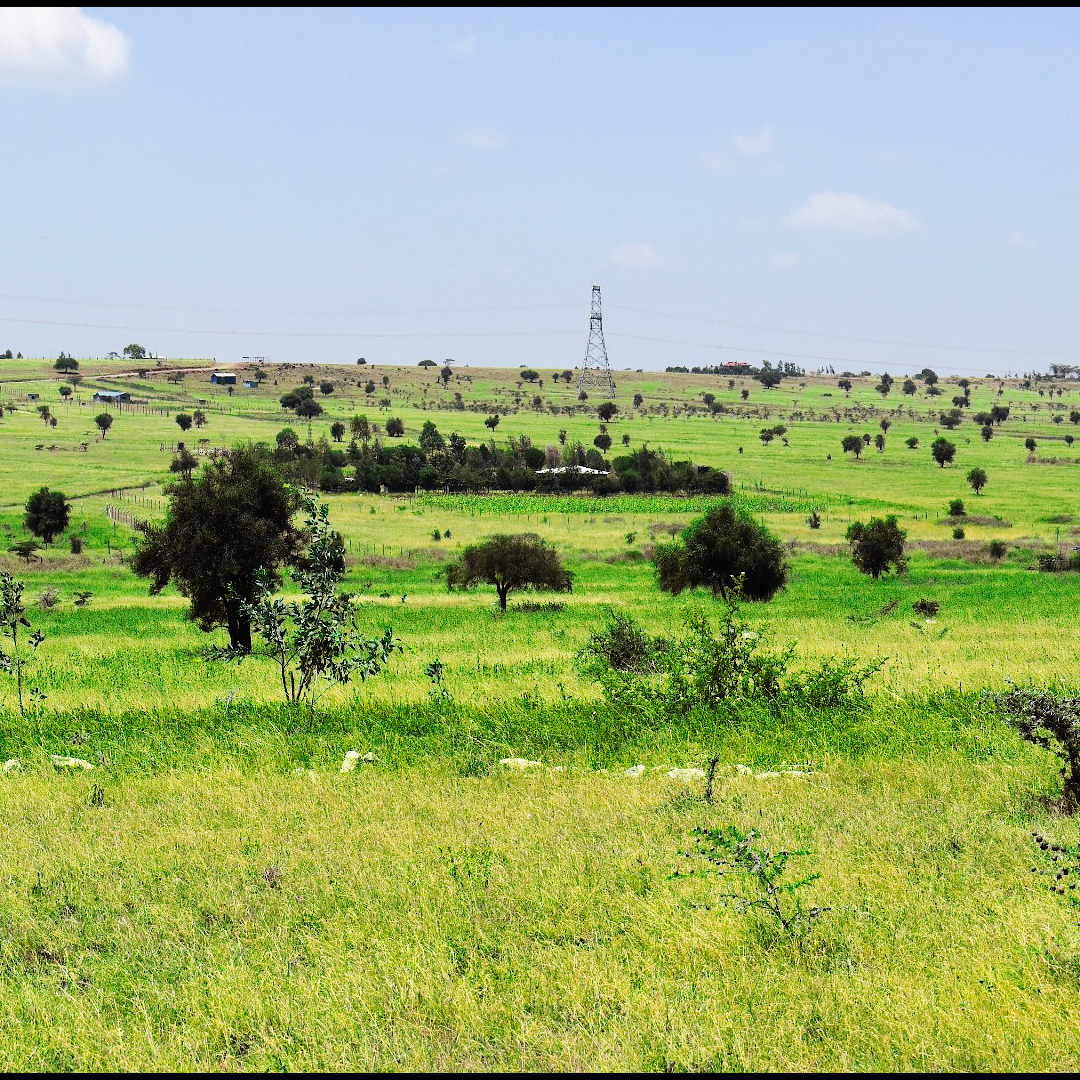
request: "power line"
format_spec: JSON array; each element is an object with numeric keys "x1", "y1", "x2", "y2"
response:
[{"x1": 608, "y1": 303, "x2": 1080, "y2": 360}]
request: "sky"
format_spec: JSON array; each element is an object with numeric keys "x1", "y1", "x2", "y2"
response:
[{"x1": 1, "y1": 6, "x2": 1079, "y2": 376}]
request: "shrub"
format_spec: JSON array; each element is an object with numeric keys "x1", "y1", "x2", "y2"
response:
[
  {"x1": 653, "y1": 502, "x2": 788, "y2": 603},
  {"x1": 69, "y1": 535, "x2": 83, "y2": 555},
  {"x1": 952, "y1": 526, "x2": 965, "y2": 540},
  {"x1": 578, "y1": 611, "x2": 667, "y2": 675},
  {"x1": 846, "y1": 516, "x2": 906, "y2": 579},
  {"x1": 989, "y1": 539, "x2": 1008, "y2": 560},
  {"x1": 982, "y1": 687, "x2": 1080, "y2": 811},
  {"x1": 912, "y1": 598, "x2": 940, "y2": 616},
  {"x1": 948, "y1": 498, "x2": 965, "y2": 517}
]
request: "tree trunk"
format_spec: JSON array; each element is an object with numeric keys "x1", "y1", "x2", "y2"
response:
[
  {"x1": 497, "y1": 585, "x2": 508, "y2": 610},
  {"x1": 225, "y1": 604, "x2": 252, "y2": 652}
]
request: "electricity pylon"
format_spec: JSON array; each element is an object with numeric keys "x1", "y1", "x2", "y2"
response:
[{"x1": 577, "y1": 285, "x2": 615, "y2": 398}]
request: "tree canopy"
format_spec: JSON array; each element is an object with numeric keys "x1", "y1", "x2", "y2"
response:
[
  {"x1": 931, "y1": 437, "x2": 956, "y2": 467},
  {"x1": 446, "y1": 534, "x2": 572, "y2": 610},
  {"x1": 131, "y1": 445, "x2": 304, "y2": 650},
  {"x1": 847, "y1": 515, "x2": 906, "y2": 579},
  {"x1": 652, "y1": 502, "x2": 788, "y2": 602},
  {"x1": 24, "y1": 487, "x2": 70, "y2": 546}
]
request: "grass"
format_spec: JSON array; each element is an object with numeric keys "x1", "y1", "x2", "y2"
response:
[{"x1": 4, "y1": 355, "x2": 1080, "y2": 1067}]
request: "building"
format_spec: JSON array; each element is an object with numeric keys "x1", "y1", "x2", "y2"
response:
[
  {"x1": 243, "y1": 379, "x2": 258, "y2": 389},
  {"x1": 92, "y1": 389, "x2": 130, "y2": 404},
  {"x1": 210, "y1": 371, "x2": 237, "y2": 385}
]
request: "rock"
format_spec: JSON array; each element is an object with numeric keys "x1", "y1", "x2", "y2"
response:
[
  {"x1": 361, "y1": 751, "x2": 377, "y2": 763},
  {"x1": 3, "y1": 759, "x2": 22, "y2": 774},
  {"x1": 668, "y1": 767, "x2": 706, "y2": 782},
  {"x1": 341, "y1": 750, "x2": 361, "y2": 773},
  {"x1": 499, "y1": 758, "x2": 542, "y2": 770},
  {"x1": 51, "y1": 756, "x2": 93, "y2": 771},
  {"x1": 624, "y1": 764, "x2": 646, "y2": 778}
]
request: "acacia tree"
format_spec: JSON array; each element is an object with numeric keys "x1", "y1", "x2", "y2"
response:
[
  {"x1": 652, "y1": 502, "x2": 788, "y2": 602},
  {"x1": 24, "y1": 487, "x2": 70, "y2": 546},
  {"x1": 967, "y1": 467, "x2": 988, "y2": 495},
  {"x1": 131, "y1": 444, "x2": 304, "y2": 651},
  {"x1": 447, "y1": 534, "x2": 573, "y2": 610},
  {"x1": 95, "y1": 413, "x2": 113, "y2": 439},
  {"x1": 931, "y1": 437, "x2": 956, "y2": 467},
  {"x1": 847, "y1": 516, "x2": 906, "y2": 579},
  {"x1": 842, "y1": 434, "x2": 864, "y2": 459}
]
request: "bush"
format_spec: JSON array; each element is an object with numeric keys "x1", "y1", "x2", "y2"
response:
[
  {"x1": 982, "y1": 687, "x2": 1080, "y2": 811},
  {"x1": 69, "y1": 536, "x2": 83, "y2": 555},
  {"x1": 948, "y1": 498, "x2": 965, "y2": 517},
  {"x1": 952, "y1": 526, "x2": 965, "y2": 540},
  {"x1": 912, "y1": 598, "x2": 940, "y2": 616},
  {"x1": 846, "y1": 516, "x2": 906, "y2": 579},
  {"x1": 653, "y1": 502, "x2": 788, "y2": 603},
  {"x1": 579, "y1": 611, "x2": 667, "y2": 675},
  {"x1": 989, "y1": 539, "x2": 1008, "y2": 560}
]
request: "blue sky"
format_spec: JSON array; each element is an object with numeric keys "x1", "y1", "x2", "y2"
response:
[{"x1": 1, "y1": 7, "x2": 1078, "y2": 375}]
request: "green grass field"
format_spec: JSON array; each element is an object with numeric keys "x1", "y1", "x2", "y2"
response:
[{"x1": 3, "y1": 356, "x2": 1080, "y2": 1069}]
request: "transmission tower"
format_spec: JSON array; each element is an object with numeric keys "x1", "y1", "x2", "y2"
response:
[{"x1": 577, "y1": 285, "x2": 615, "y2": 398}]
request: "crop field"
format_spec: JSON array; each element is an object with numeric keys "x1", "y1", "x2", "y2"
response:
[{"x1": 3, "y1": 356, "x2": 1080, "y2": 1069}]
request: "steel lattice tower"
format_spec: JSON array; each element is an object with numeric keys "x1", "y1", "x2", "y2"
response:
[{"x1": 577, "y1": 285, "x2": 615, "y2": 398}]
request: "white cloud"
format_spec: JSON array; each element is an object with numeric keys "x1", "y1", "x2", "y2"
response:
[
  {"x1": 609, "y1": 243, "x2": 663, "y2": 270},
  {"x1": 432, "y1": 33, "x2": 477, "y2": 58},
  {"x1": 0, "y1": 8, "x2": 131, "y2": 90},
  {"x1": 785, "y1": 191, "x2": 921, "y2": 237},
  {"x1": 770, "y1": 251, "x2": 799, "y2": 268},
  {"x1": 1006, "y1": 229, "x2": 1035, "y2": 249},
  {"x1": 454, "y1": 124, "x2": 507, "y2": 149},
  {"x1": 700, "y1": 150, "x2": 734, "y2": 173},
  {"x1": 734, "y1": 127, "x2": 773, "y2": 156}
]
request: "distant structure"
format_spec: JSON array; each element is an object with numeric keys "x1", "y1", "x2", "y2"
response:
[
  {"x1": 210, "y1": 371, "x2": 237, "y2": 385},
  {"x1": 577, "y1": 284, "x2": 615, "y2": 398}
]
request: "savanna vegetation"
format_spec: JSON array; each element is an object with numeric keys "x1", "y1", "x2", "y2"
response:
[{"x1": 2, "y1": 352, "x2": 1080, "y2": 1069}]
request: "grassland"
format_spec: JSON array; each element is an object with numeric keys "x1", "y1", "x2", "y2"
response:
[{"x1": 3, "y1": 355, "x2": 1080, "y2": 1069}]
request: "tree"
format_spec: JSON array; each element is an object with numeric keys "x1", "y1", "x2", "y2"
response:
[
  {"x1": 330, "y1": 421, "x2": 346, "y2": 442},
  {"x1": 276, "y1": 427, "x2": 299, "y2": 452},
  {"x1": 385, "y1": 417, "x2": 405, "y2": 437},
  {"x1": 169, "y1": 447, "x2": 199, "y2": 479},
  {"x1": 447, "y1": 534, "x2": 573, "y2": 610},
  {"x1": 652, "y1": 502, "x2": 788, "y2": 602},
  {"x1": 95, "y1": 413, "x2": 113, "y2": 439},
  {"x1": 193, "y1": 409, "x2": 207, "y2": 428},
  {"x1": 597, "y1": 401, "x2": 619, "y2": 422},
  {"x1": 484, "y1": 414, "x2": 500, "y2": 433},
  {"x1": 902, "y1": 378, "x2": 917, "y2": 396},
  {"x1": 939, "y1": 409, "x2": 962, "y2": 430},
  {"x1": 123, "y1": 344, "x2": 148, "y2": 360},
  {"x1": 521, "y1": 370, "x2": 539, "y2": 383},
  {"x1": 837, "y1": 378, "x2": 852, "y2": 394},
  {"x1": 58, "y1": 385, "x2": 72, "y2": 400},
  {"x1": 295, "y1": 398, "x2": 323, "y2": 420},
  {"x1": 846, "y1": 515, "x2": 906, "y2": 579},
  {"x1": 350, "y1": 414, "x2": 370, "y2": 442},
  {"x1": 874, "y1": 433, "x2": 885, "y2": 453},
  {"x1": 0, "y1": 570, "x2": 46, "y2": 715},
  {"x1": 562, "y1": 369, "x2": 573, "y2": 382},
  {"x1": 1025, "y1": 437, "x2": 1037, "y2": 453},
  {"x1": 419, "y1": 420, "x2": 445, "y2": 453},
  {"x1": 594, "y1": 431, "x2": 612, "y2": 452},
  {"x1": 131, "y1": 445, "x2": 305, "y2": 651},
  {"x1": 841, "y1": 434, "x2": 865, "y2": 459},
  {"x1": 906, "y1": 436, "x2": 919, "y2": 449},
  {"x1": 211, "y1": 495, "x2": 397, "y2": 713},
  {"x1": 36, "y1": 405, "x2": 51, "y2": 426},
  {"x1": 633, "y1": 393, "x2": 644, "y2": 409},
  {"x1": 440, "y1": 366, "x2": 452, "y2": 387},
  {"x1": 319, "y1": 380, "x2": 335, "y2": 395},
  {"x1": 967, "y1": 467, "x2": 988, "y2": 495},
  {"x1": 175, "y1": 413, "x2": 193, "y2": 432},
  {"x1": 981, "y1": 425, "x2": 994, "y2": 442},
  {"x1": 53, "y1": 356, "x2": 79, "y2": 373},
  {"x1": 931, "y1": 437, "x2": 956, "y2": 468},
  {"x1": 24, "y1": 487, "x2": 70, "y2": 546},
  {"x1": 418, "y1": 359, "x2": 437, "y2": 368}
]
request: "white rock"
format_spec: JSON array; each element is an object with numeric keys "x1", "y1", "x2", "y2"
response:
[
  {"x1": 361, "y1": 751, "x2": 377, "y2": 763},
  {"x1": 51, "y1": 756, "x2": 93, "y2": 771},
  {"x1": 3, "y1": 759, "x2": 22, "y2": 774},
  {"x1": 668, "y1": 767, "x2": 706, "y2": 782},
  {"x1": 623, "y1": 764, "x2": 646, "y2": 778},
  {"x1": 341, "y1": 750, "x2": 361, "y2": 773},
  {"x1": 499, "y1": 758, "x2": 542, "y2": 770}
]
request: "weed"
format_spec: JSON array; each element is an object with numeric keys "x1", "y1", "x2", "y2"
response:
[
  {"x1": 1029, "y1": 831, "x2": 1080, "y2": 905},
  {"x1": 672, "y1": 825, "x2": 829, "y2": 938}
]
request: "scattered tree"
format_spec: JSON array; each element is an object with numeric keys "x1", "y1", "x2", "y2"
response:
[
  {"x1": 330, "y1": 421, "x2": 346, "y2": 442},
  {"x1": 841, "y1": 434, "x2": 865, "y2": 459},
  {"x1": 23, "y1": 487, "x2": 70, "y2": 546},
  {"x1": 123, "y1": 344, "x2": 148, "y2": 360},
  {"x1": 192, "y1": 409, "x2": 207, "y2": 428},
  {"x1": 1025, "y1": 437, "x2": 1037, "y2": 452},
  {"x1": 175, "y1": 413, "x2": 193, "y2": 432},
  {"x1": 447, "y1": 534, "x2": 573, "y2": 610},
  {"x1": 948, "y1": 498, "x2": 966, "y2": 517},
  {"x1": 131, "y1": 445, "x2": 305, "y2": 651},
  {"x1": 53, "y1": 356, "x2": 79, "y2": 373},
  {"x1": 931, "y1": 437, "x2": 956, "y2": 468},
  {"x1": 94, "y1": 413, "x2": 113, "y2": 439},
  {"x1": 484, "y1": 414, "x2": 500, "y2": 433},
  {"x1": 652, "y1": 503, "x2": 788, "y2": 602},
  {"x1": 385, "y1": 417, "x2": 405, "y2": 437},
  {"x1": 906, "y1": 436, "x2": 919, "y2": 449},
  {"x1": 967, "y1": 467, "x2": 988, "y2": 495},
  {"x1": 847, "y1": 515, "x2": 906, "y2": 579}
]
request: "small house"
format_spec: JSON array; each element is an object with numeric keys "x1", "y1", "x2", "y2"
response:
[
  {"x1": 92, "y1": 389, "x2": 130, "y2": 404},
  {"x1": 211, "y1": 371, "x2": 237, "y2": 385},
  {"x1": 26, "y1": 392, "x2": 40, "y2": 401},
  {"x1": 243, "y1": 379, "x2": 258, "y2": 389}
]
